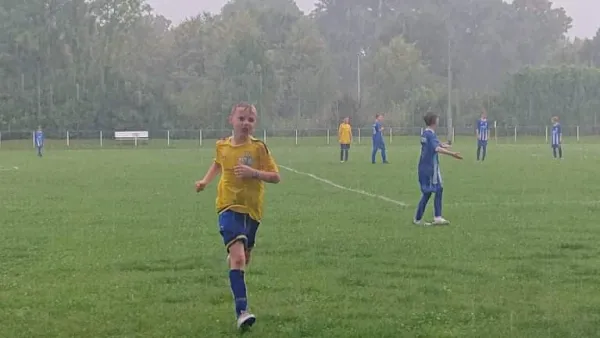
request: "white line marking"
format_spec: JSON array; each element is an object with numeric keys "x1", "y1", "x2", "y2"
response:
[
  {"x1": 279, "y1": 165, "x2": 408, "y2": 206},
  {"x1": 0, "y1": 166, "x2": 19, "y2": 171},
  {"x1": 279, "y1": 165, "x2": 600, "y2": 209}
]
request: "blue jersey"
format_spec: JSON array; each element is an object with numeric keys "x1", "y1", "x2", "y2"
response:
[
  {"x1": 35, "y1": 131, "x2": 44, "y2": 147},
  {"x1": 418, "y1": 129, "x2": 441, "y2": 185},
  {"x1": 477, "y1": 119, "x2": 489, "y2": 141},
  {"x1": 372, "y1": 121, "x2": 383, "y2": 143},
  {"x1": 551, "y1": 123, "x2": 561, "y2": 146}
]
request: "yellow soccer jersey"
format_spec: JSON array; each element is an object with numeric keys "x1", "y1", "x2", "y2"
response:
[
  {"x1": 338, "y1": 123, "x2": 352, "y2": 144},
  {"x1": 214, "y1": 137, "x2": 278, "y2": 222}
]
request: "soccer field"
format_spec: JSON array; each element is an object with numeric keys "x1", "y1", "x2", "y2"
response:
[{"x1": 2, "y1": 139, "x2": 600, "y2": 338}]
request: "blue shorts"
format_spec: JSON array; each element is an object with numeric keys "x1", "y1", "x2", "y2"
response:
[
  {"x1": 340, "y1": 144, "x2": 350, "y2": 150},
  {"x1": 419, "y1": 174, "x2": 442, "y2": 194},
  {"x1": 372, "y1": 141, "x2": 385, "y2": 150},
  {"x1": 218, "y1": 210, "x2": 260, "y2": 251},
  {"x1": 552, "y1": 144, "x2": 561, "y2": 148},
  {"x1": 478, "y1": 140, "x2": 488, "y2": 147}
]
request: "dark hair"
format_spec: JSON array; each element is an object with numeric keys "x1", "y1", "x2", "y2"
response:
[
  {"x1": 375, "y1": 113, "x2": 382, "y2": 118},
  {"x1": 423, "y1": 112, "x2": 438, "y2": 126}
]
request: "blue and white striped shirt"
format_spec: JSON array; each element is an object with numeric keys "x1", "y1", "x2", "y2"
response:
[
  {"x1": 551, "y1": 123, "x2": 562, "y2": 146},
  {"x1": 477, "y1": 119, "x2": 488, "y2": 141}
]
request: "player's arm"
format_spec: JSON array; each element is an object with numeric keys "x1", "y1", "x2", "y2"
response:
[
  {"x1": 234, "y1": 144, "x2": 280, "y2": 184},
  {"x1": 338, "y1": 125, "x2": 343, "y2": 142},
  {"x1": 196, "y1": 144, "x2": 222, "y2": 191},
  {"x1": 436, "y1": 145, "x2": 462, "y2": 159}
]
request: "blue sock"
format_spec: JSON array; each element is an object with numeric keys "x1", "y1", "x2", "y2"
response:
[
  {"x1": 229, "y1": 269, "x2": 247, "y2": 317},
  {"x1": 415, "y1": 192, "x2": 432, "y2": 221},
  {"x1": 558, "y1": 146, "x2": 562, "y2": 158},
  {"x1": 482, "y1": 145, "x2": 487, "y2": 161},
  {"x1": 476, "y1": 145, "x2": 481, "y2": 160},
  {"x1": 553, "y1": 147, "x2": 557, "y2": 158},
  {"x1": 371, "y1": 147, "x2": 377, "y2": 163},
  {"x1": 381, "y1": 146, "x2": 387, "y2": 162},
  {"x1": 434, "y1": 188, "x2": 443, "y2": 218}
]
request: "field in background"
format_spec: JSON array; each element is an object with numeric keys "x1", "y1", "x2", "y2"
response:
[{"x1": 2, "y1": 140, "x2": 600, "y2": 337}]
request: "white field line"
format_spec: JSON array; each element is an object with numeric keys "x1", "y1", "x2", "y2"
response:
[
  {"x1": 278, "y1": 165, "x2": 408, "y2": 207},
  {"x1": 279, "y1": 164, "x2": 600, "y2": 209}
]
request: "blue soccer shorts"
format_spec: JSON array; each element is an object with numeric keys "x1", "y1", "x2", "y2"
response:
[
  {"x1": 477, "y1": 140, "x2": 488, "y2": 147},
  {"x1": 419, "y1": 173, "x2": 443, "y2": 194},
  {"x1": 218, "y1": 210, "x2": 260, "y2": 252}
]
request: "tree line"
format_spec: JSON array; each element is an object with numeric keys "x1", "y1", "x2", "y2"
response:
[{"x1": 0, "y1": 0, "x2": 599, "y2": 132}]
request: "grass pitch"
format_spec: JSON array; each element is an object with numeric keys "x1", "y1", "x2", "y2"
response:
[{"x1": 1, "y1": 136, "x2": 600, "y2": 337}]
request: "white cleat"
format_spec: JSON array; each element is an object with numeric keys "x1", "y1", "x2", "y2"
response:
[
  {"x1": 237, "y1": 312, "x2": 256, "y2": 330},
  {"x1": 432, "y1": 217, "x2": 450, "y2": 226},
  {"x1": 413, "y1": 219, "x2": 432, "y2": 226}
]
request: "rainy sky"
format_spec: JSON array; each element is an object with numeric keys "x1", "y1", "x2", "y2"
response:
[{"x1": 147, "y1": 0, "x2": 596, "y2": 39}]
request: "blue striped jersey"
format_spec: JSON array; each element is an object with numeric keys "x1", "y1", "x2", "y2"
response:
[
  {"x1": 35, "y1": 131, "x2": 44, "y2": 147},
  {"x1": 418, "y1": 128, "x2": 441, "y2": 184},
  {"x1": 551, "y1": 123, "x2": 562, "y2": 146},
  {"x1": 372, "y1": 121, "x2": 383, "y2": 141},
  {"x1": 477, "y1": 119, "x2": 489, "y2": 141}
]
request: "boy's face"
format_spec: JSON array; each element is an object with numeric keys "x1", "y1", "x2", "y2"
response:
[
  {"x1": 430, "y1": 117, "x2": 439, "y2": 129},
  {"x1": 481, "y1": 114, "x2": 487, "y2": 120},
  {"x1": 343, "y1": 118, "x2": 349, "y2": 124},
  {"x1": 230, "y1": 106, "x2": 257, "y2": 137},
  {"x1": 377, "y1": 115, "x2": 384, "y2": 122}
]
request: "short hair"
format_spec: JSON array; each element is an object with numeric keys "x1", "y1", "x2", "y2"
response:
[
  {"x1": 552, "y1": 116, "x2": 559, "y2": 122},
  {"x1": 230, "y1": 102, "x2": 257, "y2": 116},
  {"x1": 375, "y1": 113, "x2": 383, "y2": 118},
  {"x1": 423, "y1": 112, "x2": 438, "y2": 126}
]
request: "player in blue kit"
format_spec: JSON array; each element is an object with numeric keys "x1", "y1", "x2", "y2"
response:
[
  {"x1": 35, "y1": 126, "x2": 44, "y2": 157},
  {"x1": 476, "y1": 112, "x2": 489, "y2": 161},
  {"x1": 551, "y1": 116, "x2": 563, "y2": 159},
  {"x1": 413, "y1": 112, "x2": 463, "y2": 226},
  {"x1": 371, "y1": 113, "x2": 389, "y2": 164}
]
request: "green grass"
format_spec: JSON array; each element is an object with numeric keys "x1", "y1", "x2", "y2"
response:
[{"x1": 2, "y1": 139, "x2": 600, "y2": 337}]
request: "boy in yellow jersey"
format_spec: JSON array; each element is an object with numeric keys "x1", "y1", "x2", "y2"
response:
[
  {"x1": 338, "y1": 117, "x2": 352, "y2": 162},
  {"x1": 195, "y1": 102, "x2": 280, "y2": 330}
]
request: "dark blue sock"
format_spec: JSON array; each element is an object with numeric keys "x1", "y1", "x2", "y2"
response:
[
  {"x1": 558, "y1": 146, "x2": 562, "y2": 158},
  {"x1": 371, "y1": 147, "x2": 377, "y2": 163},
  {"x1": 340, "y1": 149, "x2": 344, "y2": 161},
  {"x1": 229, "y1": 269, "x2": 247, "y2": 317},
  {"x1": 415, "y1": 192, "x2": 432, "y2": 221},
  {"x1": 344, "y1": 149, "x2": 349, "y2": 161},
  {"x1": 482, "y1": 145, "x2": 487, "y2": 161},
  {"x1": 381, "y1": 146, "x2": 387, "y2": 162},
  {"x1": 553, "y1": 147, "x2": 557, "y2": 158},
  {"x1": 476, "y1": 145, "x2": 481, "y2": 160},
  {"x1": 434, "y1": 188, "x2": 443, "y2": 218}
]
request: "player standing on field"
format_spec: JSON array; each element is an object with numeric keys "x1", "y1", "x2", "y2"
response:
[
  {"x1": 195, "y1": 102, "x2": 280, "y2": 331},
  {"x1": 35, "y1": 126, "x2": 44, "y2": 157},
  {"x1": 414, "y1": 112, "x2": 463, "y2": 226},
  {"x1": 551, "y1": 116, "x2": 563, "y2": 159},
  {"x1": 371, "y1": 113, "x2": 389, "y2": 164},
  {"x1": 338, "y1": 117, "x2": 352, "y2": 163},
  {"x1": 476, "y1": 112, "x2": 489, "y2": 162}
]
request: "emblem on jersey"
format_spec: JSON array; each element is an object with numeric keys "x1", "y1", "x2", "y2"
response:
[{"x1": 239, "y1": 151, "x2": 253, "y2": 166}]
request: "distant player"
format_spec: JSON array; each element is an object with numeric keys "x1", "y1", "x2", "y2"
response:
[
  {"x1": 195, "y1": 102, "x2": 280, "y2": 330},
  {"x1": 371, "y1": 113, "x2": 389, "y2": 164},
  {"x1": 414, "y1": 112, "x2": 463, "y2": 226},
  {"x1": 476, "y1": 112, "x2": 489, "y2": 161},
  {"x1": 35, "y1": 126, "x2": 44, "y2": 157},
  {"x1": 338, "y1": 117, "x2": 352, "y2": 162},
  {"x1": 551, "y1": 116, "x2": 563, "y2": 159}
]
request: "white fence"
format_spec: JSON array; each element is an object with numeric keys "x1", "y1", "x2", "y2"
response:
[{"x1": 0, "y1": 125, "x2": 599, "y2": 149}]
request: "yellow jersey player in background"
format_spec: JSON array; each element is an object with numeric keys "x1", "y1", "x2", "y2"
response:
[
  {"x1": 338, "y1": 117, "x2": 352, "y2": 162},
  {"x1": 195, "y1": 102, "x2": 280, "y2": 331}
]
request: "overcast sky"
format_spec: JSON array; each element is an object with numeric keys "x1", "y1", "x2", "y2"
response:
[{"x1": 147, "y1": 0, "x2": 597, "y2": 39}]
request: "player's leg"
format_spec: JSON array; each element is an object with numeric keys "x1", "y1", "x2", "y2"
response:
[
  {"x1": 481, "y1": 141, "x2": 487, "y2": 161},
  {"x1": 37, "y1": 146, "x2": 42, "y2": 157},
  {"x1": 380, "y1": 143, "x2": 388, "y2": 163},
  {"x1": 219, "y1": 211, "x2": 255, "y2": 329},
  {"x1": 371, "y1": 143, "x2": 378, "y2": 163},
  {"x1": 558, "y1": 145, "x2": 563, "y2": 159},
  {"x1": 340, "y1": 144, "x2": 344, "y2": 162},
  {"x1": 344, "y1": 144, "x2": 350, "y2": 162},
  {"x1": 432, "y1": 186, "x2": 449, "y2": 225},
  {"x1": 414, "y1": 191, "x2": 432, "y2": 224},
  {"x1": 476, "y1": 141, "x2": 481, "y2": 161}
]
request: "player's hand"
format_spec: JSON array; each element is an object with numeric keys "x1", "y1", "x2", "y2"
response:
[
  {"x1": 452, "y1": 152, "x2": 463, "y2": 160},
  {"x1": 195, "y1": 180, "x2": 208, "y2": 192},
  {"x1": 234, "y1": 160, "x2": 257, "y2": 179}
]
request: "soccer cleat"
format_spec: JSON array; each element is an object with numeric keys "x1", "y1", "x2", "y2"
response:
[
  {"x1": 432, "y1": 217, "x2": 450, "y2": 226},
  {"x1": 237, "y1": 312, "x2": 256, "y2": 330},
  {"x1": 413, "y1": 219, "x2": 432, "y2": 226}
]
